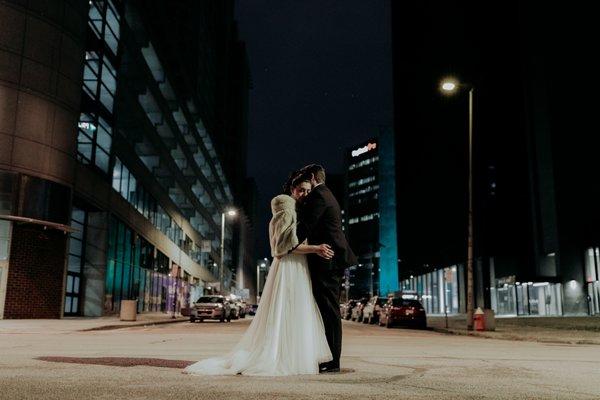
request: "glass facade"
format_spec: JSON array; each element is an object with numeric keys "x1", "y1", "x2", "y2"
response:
[
  {"x1": 64, "y1": 208, "x2": 87, "y2": 315},
  {"x1": 104, "y1": 216, "x2": 194, "y2": 314},
  {"x1": 346, "y1": 139, "x2": 383, "y2": 298},
  {"x1": 0, "y1": 173, "x2": 13, "y2": 318},
  {"x1": 401, "y1": 265, "x2": 461, "y2": 315},
  {"x1": 78, "y1": 0, "x2": 121, "y2": 172},
  {"x1": 585, "y1": 247, "x2": 600, "y2": 315},
  {"x1": 491, "y1": 281, "x2": 563, "y2": 316},
  {"x1": 0, "y1": 220, "x2": 9, "y2": 262},
  {"x1": 111, "y1": 158, "x2": 188, "y2": 253}
]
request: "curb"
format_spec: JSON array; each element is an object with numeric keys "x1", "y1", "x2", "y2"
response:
[
  {"x1": 79, "y1": 317, "x2": 188, "y2": 332},
  {"x1": 431, "y1": 327, "x2": 600, "y2": 346}
]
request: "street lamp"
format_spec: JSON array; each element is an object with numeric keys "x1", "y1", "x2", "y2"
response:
[
  {"x1": 220, "y1": 208, "x2": 238, "y2": 294},
  {"x1": 440, "y1": 77, "x2": 475, "y2": 331},
  {"x1": 257, "y1": 262, "x2": 266, "y2": 303}
]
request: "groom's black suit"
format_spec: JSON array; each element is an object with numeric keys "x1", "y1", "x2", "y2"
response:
[{"x1": 294, "y1": 184, "x2": 357, "y2": 369}]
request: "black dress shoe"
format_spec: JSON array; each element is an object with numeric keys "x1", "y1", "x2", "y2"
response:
[
  {"x1": 319, "y1": 363, "x2": 341, "y2": 373},
  {"x1": 320, "y1": 367, "x2": 340, "y2": 373}
]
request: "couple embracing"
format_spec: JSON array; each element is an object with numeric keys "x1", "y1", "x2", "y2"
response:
[{"x1": 185, "y1": 164, "x2": 357, "y2": 376}]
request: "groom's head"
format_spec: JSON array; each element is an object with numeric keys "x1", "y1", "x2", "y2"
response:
[{"x1": 300, "y1": 164, "x2": 325, "y2": 186}]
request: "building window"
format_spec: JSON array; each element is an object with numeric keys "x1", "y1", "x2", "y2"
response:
[
  {"x1": 111, "y1": 159, "x2": 191, "y2": 254},
  {"x1": 348, "y1": 156, "x2": 379, "y2": 171},
  {"x1": 585, "y1": 247, "x2": 599, "y2": 282},
  {"x1": 83, "y1": 51, "x2": 100, "y2": 98},
  {"x1": 348, "y1": 176, "x2": 376, "y2": 188},
  {"x1": 78, "y1": 0, "x2": 121, "y2": 172},
  {"x1": 88, "y1": 0, "x2": 121, "y2": 57},
  {"x1": 65, "y1": 208, "x2": 86, "y2": 316},
  {"x1": 77, "y1": 114, "x2": 112, "y2": 172},
  {"x1": 103, "y1": 1, "x2": 121, "y2": 54},
  {"x1": 349, "y1": 213, "x2": 380, "y2": 225},
  {"x1": 105, "y1": 217, "x2": 178, "y2": 314},
  {"x1": 349, "y1": 185, "x2": 379, "y2": 197}
]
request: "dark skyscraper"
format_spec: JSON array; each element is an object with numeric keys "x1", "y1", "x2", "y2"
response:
[
  {"x1": 344, "y1": 129, "x2": 398, "y2": 299},
  {"x1": 392, "y1": 1, "x2": 600, "y2": 316}
]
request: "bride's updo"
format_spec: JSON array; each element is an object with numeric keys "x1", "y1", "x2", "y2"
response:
[{"x1": 282, "y1": 170, "x2": 312, "y2": 195}]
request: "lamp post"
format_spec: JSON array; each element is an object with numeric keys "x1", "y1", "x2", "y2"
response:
[
  {"x1": 441, "y1": 78, "x2": 475, "y2": 331},
  {"x1": 220, "y1": 209, "x2": 237, "y2": 294},
  {"x1": 257, "y1": 261, "x2": 266, "y2": 303}
]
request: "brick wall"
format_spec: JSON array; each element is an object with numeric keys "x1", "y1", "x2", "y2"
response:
[{"x1": 4, "y1": 224, "x2": 67, "y2": 319}]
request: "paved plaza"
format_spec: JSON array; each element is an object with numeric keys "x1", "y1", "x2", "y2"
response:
[{"x1": 1, "y1": 318, "x2": 599, "y2": 399}]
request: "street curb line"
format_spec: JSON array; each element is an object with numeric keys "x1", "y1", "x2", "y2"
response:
[
  {"x1": 79, "y1": 317, "x2": 188, "y2": 332},
  {"x1": 431, "y1": 327, "x2": 600, "y2": 346}
]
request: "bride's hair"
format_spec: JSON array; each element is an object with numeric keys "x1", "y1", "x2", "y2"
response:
[{"x1": 283, "y1": 170, "x2": 311, "y2": 195}]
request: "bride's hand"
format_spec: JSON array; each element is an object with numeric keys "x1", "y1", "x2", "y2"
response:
[{"x1": 316, "y1": 244, "x2": 334, "y2": 259}]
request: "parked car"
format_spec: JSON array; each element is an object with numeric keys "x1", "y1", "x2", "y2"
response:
[
  {"x1": 351, "y1": 297, "x2": 369, "y2": 322},
  {"x1": 340, "y1": 300, "x2": 357, "y2": 320},
  {"x1": 226, "y1": 298, "x2": 240, "y2": 319},
  {"x1": 379, "y1": 298, "x2": 426, "y2": 329},
  {"x1": 248, "y1": 304, "x2": 258, "y2": 315},
  {"x1": 229, "y1": 301, "x2": 247, "y2": 319},
  {"x1": 190, "y1": 295, "x2": 232, "y2": 323},
  {"x1": 362, "y1": 296, "x2": 388, "y2": 324},
  {"x1": 237, "y1": 302, "x2": 247, "y2": 318}
]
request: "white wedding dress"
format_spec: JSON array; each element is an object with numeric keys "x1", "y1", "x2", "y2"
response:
[{"x1": 184, "y1": 196, "x2": 332, "y2": 376}]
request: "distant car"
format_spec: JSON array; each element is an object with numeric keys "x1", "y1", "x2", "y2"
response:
[
  {"x1": 190, "y1": 295, "x2": 232, "y2": 323},
  {"x1": 340, "y1": 300, "x2": 357, "y2": 320},
  {"x1": 362, "y1": 296, "x2": 388, "y2": 324},
  {"x1": 351, "y1": 298, "x2": 369, "y2": 322},
  {"x1": 248, "y1": 304, "x2": 258, "y2": 315},
  {"x1": 226, "y1": 299, "x2": 240, "y2": 319},
  {"x1": 237, "y1": 302, "x2": 247, "y2": 318},
  {"x1": 228, "y1": 300, "x2": 247, "y2": 319},
  {"x1": 379, "y1": 298, "x2": 426, "y2": 329}
]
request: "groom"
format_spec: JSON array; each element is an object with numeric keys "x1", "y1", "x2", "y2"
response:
[{"x1": 292, "y1": 164, "x2": 357, "y2": 373}]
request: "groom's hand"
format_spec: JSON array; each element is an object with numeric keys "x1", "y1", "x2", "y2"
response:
[{"x1": 316, "y1": 244, "x2": 334, "y2": 259}]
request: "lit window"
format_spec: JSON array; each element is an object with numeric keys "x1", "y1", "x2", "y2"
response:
[{"x1": 88, "y1": 0, "x2": 121, "y2": 56}]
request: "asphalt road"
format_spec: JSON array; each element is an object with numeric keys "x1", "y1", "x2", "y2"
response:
[{"x1": 1, "y1": 318, "x2": 599, "y2": 399}]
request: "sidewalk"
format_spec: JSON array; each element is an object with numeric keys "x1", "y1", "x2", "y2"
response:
[
  {"x1": 427, "y1": 314, "x2": 600, "y2": 345},
  {"x1": 0, "y1": 312, "x2": 187, "y2": 334}
]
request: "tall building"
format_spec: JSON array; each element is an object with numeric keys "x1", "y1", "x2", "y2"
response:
[
  {"x1": 391, "y1": 1, "x2": 600, "y2": 317},
  {"x1": 0, "y1": 0, "x2": 253, "y2": 319},
  {"x1": 344, "y1": 129, "x2": 398, "y2": 299}
]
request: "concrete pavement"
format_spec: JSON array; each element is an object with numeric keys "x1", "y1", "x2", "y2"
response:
[
  {"x1": 0, "y1": 312, "x2": 187, "y2": 334},
  {"x1": 1, "y1": 318, "x2": 599, "y2": 399}
]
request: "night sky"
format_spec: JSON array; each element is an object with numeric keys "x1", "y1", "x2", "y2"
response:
[{"x1": 235, "y1": 1, "x2": 393, "y2": 257}]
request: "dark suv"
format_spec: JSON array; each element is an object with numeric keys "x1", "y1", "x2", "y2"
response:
[{"x1": 379, "y1": 298, "x2": 426, "y2": 329}]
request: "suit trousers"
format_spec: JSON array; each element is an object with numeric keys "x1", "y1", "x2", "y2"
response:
[{"x1": 308, "y1": 257, "x2": 343, "y2": 367}]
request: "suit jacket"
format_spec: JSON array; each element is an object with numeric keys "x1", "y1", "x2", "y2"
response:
[{"x1": 295, "y1": 184, "x2": 357, "y2": 271}]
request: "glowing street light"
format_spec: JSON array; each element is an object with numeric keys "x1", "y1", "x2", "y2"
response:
[
  {"x1": 220, "y1": 208, "x2": 238, "y2": 294},
  {"x1": 439, "y1": 77, "x2": 475, "y2": 331},
  {"x1": 257, "y1": 261, "x2": 268, "y2": 303},
  {"x1": 441, "y1": 80, "x2": 457, "y2": 92}
]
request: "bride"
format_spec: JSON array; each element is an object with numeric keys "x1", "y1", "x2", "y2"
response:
[{"x1": 184, "y1": 171, "x2": 334, "y2": 376}]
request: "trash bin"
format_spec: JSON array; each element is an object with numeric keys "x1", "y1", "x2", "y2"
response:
[{"x1": 120, "y1": 300, "x2": 137, "y2": 321}]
